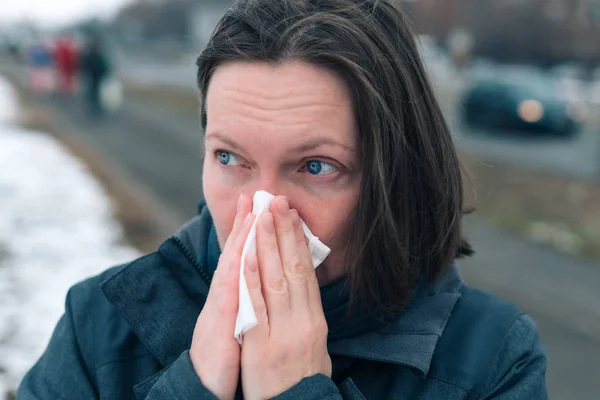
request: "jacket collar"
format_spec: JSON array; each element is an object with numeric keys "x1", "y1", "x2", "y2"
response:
[
  {"x1": 328, "y1": 267, "x2": 462, "y2": 375},
  {"x1": 101, "y1": 208, "x2": 462, "y2": 376}
]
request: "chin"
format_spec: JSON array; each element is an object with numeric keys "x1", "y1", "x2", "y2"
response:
[{"x1": 315, "y1": 255, "x2": 346, "y2": 286}]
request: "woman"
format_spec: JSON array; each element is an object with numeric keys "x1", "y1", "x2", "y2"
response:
[{"x1": 18, "y1": 0, "x2": 547, "y2": 399}]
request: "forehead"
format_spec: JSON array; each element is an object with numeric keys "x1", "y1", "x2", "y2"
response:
[
  {"x1": 205, "y1": 60, "x2": 356, "y2": 134},
  {"x1": 207, "y1": 60, "x2": 351, "y2": 104}
]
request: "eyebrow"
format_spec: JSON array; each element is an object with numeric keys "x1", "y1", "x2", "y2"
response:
[
  {"x1": 294, "y1": 137, "x2": 357, "y2": 153},
  {"x1": 205, "y1": 132, "x2": 245, "y2": 153},
  {"x1": 205, "y1": 132, "x2": 356, "y2": 153}
]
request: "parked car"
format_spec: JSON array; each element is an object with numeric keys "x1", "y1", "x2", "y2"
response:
[{"x1": 461, "y1": 76, "x2": 585, "y2": 136}]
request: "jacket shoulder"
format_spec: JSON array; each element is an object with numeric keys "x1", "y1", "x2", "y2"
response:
[
  {"x1": 430, "y1": 285, "x2": 540, "y2": 392},
  {"x1": 67, "y1": 253, "x2": 163, "y2": 369}
]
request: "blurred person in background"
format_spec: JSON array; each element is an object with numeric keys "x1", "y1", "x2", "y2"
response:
[
  {"x1": 26, "y1": 39, "x2": 55, "y2": 95},
  {"x1": 18, "y1": 0, "x2": 547, "y2": 399},
  {"x1": 80, "y1": 34, "x2": 110, "y2": 116},
  {"x1": 53, "y1": 36, "x2": 79, "y2": 96}
]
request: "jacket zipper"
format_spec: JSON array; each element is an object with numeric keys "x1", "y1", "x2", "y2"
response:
[{"x1": 171, "y1": 235, "x2": 213, "y2": 286}]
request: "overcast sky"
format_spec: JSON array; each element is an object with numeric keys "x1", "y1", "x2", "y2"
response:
[{"x1": 0, "y1": 0, "x2": 133, "y2": 27}]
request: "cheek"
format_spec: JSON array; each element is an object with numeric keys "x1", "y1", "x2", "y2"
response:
[
  {"x1": 297, "y1": 193, "x2": 358, "y2": 251},
  {"x1": 203, "y1": 160, "x2": 239, "y2": 247}
]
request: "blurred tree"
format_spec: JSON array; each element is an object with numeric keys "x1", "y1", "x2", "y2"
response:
[
  {"x1": 113, "y1": 0, "x2": 200, "y2": 41},
  {"x1": 409, "y1": 0, "x2": 600, "y2": 64}
]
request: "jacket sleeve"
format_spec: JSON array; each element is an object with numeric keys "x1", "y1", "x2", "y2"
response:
[
  {"x1": 17, "y1": 289, "x2": 98, "y2": 399},
  {"x1": 478, "y1": 314, "x2": 548, "y2": 399},
  {"x1": 270, "y1": 374, "x2": 347, "y2": 400},
  {"x1": 142, "y1": 350, "x2": 219, "y2": 399}
]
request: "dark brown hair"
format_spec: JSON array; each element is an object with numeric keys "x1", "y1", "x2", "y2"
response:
[{"x1": 197, "y1": 0, "x2": 473, "y2": 318}]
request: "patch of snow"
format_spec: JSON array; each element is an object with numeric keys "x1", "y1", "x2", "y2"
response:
[
  {"x1": 0, "y1": 77, "x2": 18, "y2": 123},
  {"x1": 0, "y1": 75, "x2": 140, "y2": 395}
]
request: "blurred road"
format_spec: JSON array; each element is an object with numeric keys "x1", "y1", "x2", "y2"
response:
[
  {"x1": 448, "y1": 98, "x2": 600, "y2": 181},
  {"x1": 2, "y1": 59, "x2": 599, "y2": 399}
]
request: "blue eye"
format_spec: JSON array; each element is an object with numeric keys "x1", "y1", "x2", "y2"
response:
[
  {"x1": 216, "y1": 150, "x2": 240, "y2": 166},
  {"x1": 305, "y1": 160, "x2": 337, "y2": 175}
]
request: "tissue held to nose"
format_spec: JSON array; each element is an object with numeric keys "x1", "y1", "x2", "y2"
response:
[{"x1": 234, "y1": 190, "x2": 331, "y2": 343}]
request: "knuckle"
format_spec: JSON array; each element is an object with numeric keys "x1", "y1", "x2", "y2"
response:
[
  {"x1": 287, "y1": 258, "x2": 306, "y2": 279},
  {"x1": 268, "y1": 275, "x2": 288, "y2": 293}
]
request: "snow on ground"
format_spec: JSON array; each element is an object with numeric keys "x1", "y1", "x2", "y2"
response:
[{"x1": 0, "y1": 75, "x2": 140, "y2": 395}]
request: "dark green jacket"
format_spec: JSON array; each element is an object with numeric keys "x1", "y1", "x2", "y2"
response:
[{"x1": 18, "y1": 204, "x2": 547, "y2": 399}]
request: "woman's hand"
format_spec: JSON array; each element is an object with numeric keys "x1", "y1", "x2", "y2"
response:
[
  {"x1": 190, "y1": 194, "x2": 254, "y2": 400},
  {"x1": 241, "y1": 196, "x2": 332, "y2": 400}
]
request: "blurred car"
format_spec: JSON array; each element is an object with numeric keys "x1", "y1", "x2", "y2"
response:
[{"x1": 461, "y1": 76, "x2": 586, "y2": 136}]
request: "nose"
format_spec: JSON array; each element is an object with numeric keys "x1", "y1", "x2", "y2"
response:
[
  {"x1": 243, "y1": 172, "x2": 293, "y2": 204},
  {"x1": 253, "y1": 174, "x2": 281, "y2": 197}
]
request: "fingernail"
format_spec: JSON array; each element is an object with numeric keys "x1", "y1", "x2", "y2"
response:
[
  {"x1": 276, "y1": 197, "x2": 289, "y2": 216},
  {"x1": 262, "y1": 212, "x2": 274, "y2": 233}
]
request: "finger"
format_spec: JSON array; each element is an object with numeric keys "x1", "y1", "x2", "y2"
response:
[
  {"x1": 222, "y1": 193, "x2": 253, "y2": 255},
  {"x1": 201, "y1": 195, "x2": 253, "y2": 338},
  {"x1": 256, "y1": 212, "x2": 290, "y2": 324},
  {"x1": 242, "y1": 249, "x2": 269, "y2": 340},
  {"x1": 213, "y1": 193, "x2": 252, "y2": 282},
  {"x1": 214, "y1": 206, "x2": 253, "y2": 281},
  {"x1": 208, "y1": 211, "x2": 255, "y2": 309},
  {"x1": 290, "y1": 209, "x2": 322, "y2": 314},
  {"x1": 272, "y1": 197, "x2": 310, "y2": 312}
]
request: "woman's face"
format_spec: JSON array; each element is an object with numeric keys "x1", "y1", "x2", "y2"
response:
[{"x1": 203, "y1": 60, "x2": 361, "y2": 284}]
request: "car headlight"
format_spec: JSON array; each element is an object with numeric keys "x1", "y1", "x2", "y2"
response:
[{"x1": 518, "y1": 99, "x2": 544, "y2": 123}]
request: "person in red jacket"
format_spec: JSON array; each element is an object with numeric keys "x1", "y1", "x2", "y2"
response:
[{"x1": 53, "y1": 36, "x2": 79, "y2": 96}]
